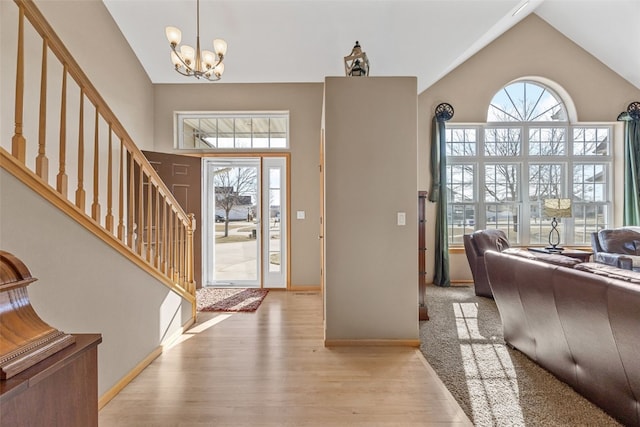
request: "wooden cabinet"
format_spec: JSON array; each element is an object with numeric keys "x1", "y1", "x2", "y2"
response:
[
  {"x1": 0, "y1": 251, "x2": 101, "y2": 426},
  {"x1": 0, "y1": 334, "x2": 102, "y2": 426}
]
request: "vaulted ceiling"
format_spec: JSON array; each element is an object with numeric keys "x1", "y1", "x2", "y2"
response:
[{"x1": 103, "y1": 0, "x2": 640, "y2": 93}]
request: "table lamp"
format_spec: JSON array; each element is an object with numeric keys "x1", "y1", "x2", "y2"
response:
[{"x1": 543, "y1": 198, "x2": 572, "y2": 251}]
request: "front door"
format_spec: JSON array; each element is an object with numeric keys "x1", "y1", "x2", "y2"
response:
[{"x1": 203, "y1": 157, "x2": 287, "y2": 288}]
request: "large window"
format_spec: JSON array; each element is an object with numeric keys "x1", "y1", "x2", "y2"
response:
[
  {"x1": 446, "y1": 81, "x2": 612, "y2": 246},
  {"x1": 176, "y1": 112, "x2": 289, "y2": 149}
]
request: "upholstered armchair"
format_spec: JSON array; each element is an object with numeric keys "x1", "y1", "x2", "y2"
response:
[
  {"x1": 591, "y1": 227, "x2": 640, "y2": 271},
  {"x1": 463, "y1": 229, "x2": 511, "y2": 298}
]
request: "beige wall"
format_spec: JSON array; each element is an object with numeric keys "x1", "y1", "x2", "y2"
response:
[
  {"x1": 418, "y1": 14, "x2": 640, "y2": 282},
  {"x1": 323, "y1": 77, "x2": 418, "y2": 341},
  {"x1": 153, "y1": 83, "x2": 324, "y2": 287}
]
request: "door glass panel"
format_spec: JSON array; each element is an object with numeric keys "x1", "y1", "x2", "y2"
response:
[
  {"x1": 206, "y1": 159, "x2": 260, "y2": 285},
  {"x1": 268, "y1": 168, "x2": 281, "y2": 273}
]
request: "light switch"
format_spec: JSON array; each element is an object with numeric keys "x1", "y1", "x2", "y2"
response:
[
  {"x1": 296, "y1": 210, "x2": 306, "y2": 220},
  {"x1": 397, "y1": 212, "x2": 406, "y2": 226}
]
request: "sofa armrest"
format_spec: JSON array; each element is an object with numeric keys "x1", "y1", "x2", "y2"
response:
[{"x1": 594, "y1": 252, "x2": 633, "y2": 270}]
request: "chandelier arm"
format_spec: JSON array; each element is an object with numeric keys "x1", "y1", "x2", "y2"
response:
[
  {"x1": 202, "y1": 73, "x2": 221, "y2": 82},
  {"x1": 173, "y1": 67, "x2": 193, "y2": 77}
]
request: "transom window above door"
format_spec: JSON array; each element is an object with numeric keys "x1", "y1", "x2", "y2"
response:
[{"x1": 176, "y1": 112, "x2": 289, "y2": 150}]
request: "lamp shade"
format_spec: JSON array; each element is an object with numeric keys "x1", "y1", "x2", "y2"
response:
[
  {"x1": 165, "y1": 26, "x2": 182, "y2": 46},
  {"x1": 213, "y1": 62, "x2": 224, "y2": 77},
  {"x1": 201, "y1": 50, "x2": 216, "y2": 68},
  {"x1": 180, "y1": 45, "x2": 196, "y2": 65},
  {"x1": 213, "y1": 39, "x2": 228, "y2": 56},
  {"x1": 543, "y1": 198, "x2": 572, "y2": 219}
]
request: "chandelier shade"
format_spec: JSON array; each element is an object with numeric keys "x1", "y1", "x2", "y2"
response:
[{"x1": 166, "y1": 0, "x2": 227, "y2": 81}]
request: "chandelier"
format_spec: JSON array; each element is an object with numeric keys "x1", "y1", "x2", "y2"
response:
[{"x1": 165, "y1": 0, "x2": 227, "y2": 81}]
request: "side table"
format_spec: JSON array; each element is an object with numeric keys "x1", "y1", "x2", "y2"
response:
[{"x1": 528, "y1": 247, "x2": 593, "y2": 263}]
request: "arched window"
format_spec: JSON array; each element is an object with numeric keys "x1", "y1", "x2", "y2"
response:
[
  {"x1": 488, "y1": 81, "x2": 566, "y2": 122},
  {"x1": 445, "y1": 80, "x2": 611, "y2": 246}
]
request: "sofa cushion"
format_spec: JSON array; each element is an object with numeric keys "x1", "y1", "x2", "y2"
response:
[
  {"x1": 502, "y1": 248, "x2": 580, "y2": 268},
  {"x1": 575, "y1": 262, "x2": 640, "y2": 284},
  {"x1": 597, "y1": 228, "x2": 640, "y2": 255}
]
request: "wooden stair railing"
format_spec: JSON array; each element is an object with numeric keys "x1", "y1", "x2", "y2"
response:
[{"x1": 2, "y1": 0, "x2": 196, "y2": 314}]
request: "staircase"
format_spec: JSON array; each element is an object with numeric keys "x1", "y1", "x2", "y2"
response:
[{"x1": 1, "y1": 0, "x2": 196, "y2": 407}]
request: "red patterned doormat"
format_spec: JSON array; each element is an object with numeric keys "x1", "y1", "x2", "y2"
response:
[{"x1": 196, "y1": 288, "x2": 269, "y2": 312}]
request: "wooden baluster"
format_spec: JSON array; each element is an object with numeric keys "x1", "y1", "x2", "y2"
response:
[
  {"x1": 161, "y1": 196, "x2": 168, "y2": 274},
  {"x1": 56, "y1": 66, "x2": 68, "y2": 196},
  {"x1": 179, "y1": 219, "x2": 185, "y2": 287},
  {"x1": 91, "y1": 108, "x2": 100, "y2": 222},
  {"x1": 182, "y1": 220, "x2": 187, "y2": 287},
  {"x1": 168, "y1": 209, "x2": 174, "y2": 281},
  {"x1": 177, "y1": 220, "x2": 182, "y2": 286},
  {"x1": 117, "y1": 138, "x2": 125, "y2": 241},
  {"x1": 186, "y1": 213, "x2": 196, "y2": 293},
  {"x1": 154, "y1": 185, "x2": 160, "y2": 268},
  {"x1": 12, "y1": 5, "x2": 26, "y2": 163},
  {"x1": 174, "y1": 212, "x2": 179, "y2": 283},
  {"x1": 146, "y1": 174, "x2": 152, "y2": 262},
  {"x1": 127, "y1": 154, "x2": 135, "y2": 249},
  {"x1": 75, "y1": 90, "x2": 85, "y2": 211},
  {"x1": 137, "y1": 167, "x2": 144, "y2": 256},
  {"x1": 106, "y1": 126, "x2": 114, "y2": 233},
  {"x1": 36, "y1": 38, "x2": 49, "y2": 180}
]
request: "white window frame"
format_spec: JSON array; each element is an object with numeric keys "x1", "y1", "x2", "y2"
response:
[
  {"x1": 446, "y1": 121, "x2": 613, "y2": 246},
  {"x1": 175, "y1": 111, "x2": 290, "y2": 150}
]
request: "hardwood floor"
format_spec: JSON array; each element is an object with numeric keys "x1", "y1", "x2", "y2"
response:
[{"x1": 99, "y1": 291, "x2": 471, "y2": 426}]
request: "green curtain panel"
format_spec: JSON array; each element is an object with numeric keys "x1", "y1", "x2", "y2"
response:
[
  {"x1": 429, "y1": 116, "x2": 450, "y2": 287},
  {"x1": 620, "y1": 109, "x2": 640, "y2": 225}
]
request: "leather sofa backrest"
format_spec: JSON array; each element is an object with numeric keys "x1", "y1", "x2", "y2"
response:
[
  {"x1": 470, "y1": 229, "x2": 510, "y2": 255},
  {"x1": 597, "y1": 228, "x2": 640, "y2": 254}
]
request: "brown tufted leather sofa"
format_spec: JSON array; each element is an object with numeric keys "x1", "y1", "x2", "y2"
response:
[
  {"x1": 463, "y1": 229, "x2": 510, "y2": 298},
  {"x1": 485, "y1": 250, "x2": 640, "y2": 426}
]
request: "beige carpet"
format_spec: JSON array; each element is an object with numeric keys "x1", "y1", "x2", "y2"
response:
[
  {"x1": 196, "y1": 287, "x2": 269, "y2": 312},
  {"x1": 419, "y1": 285, "x2": 621, "y2": 426}
]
